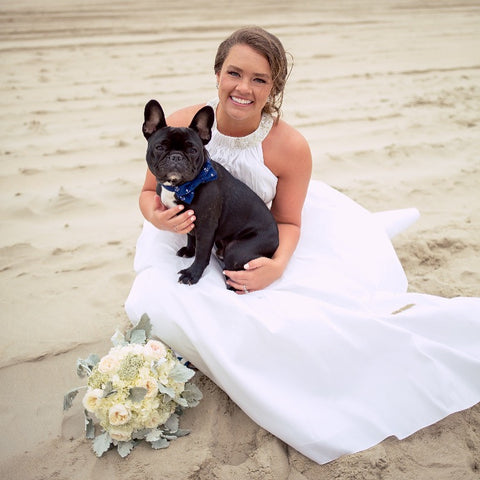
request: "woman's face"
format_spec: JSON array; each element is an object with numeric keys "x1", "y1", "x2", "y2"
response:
[{"x1": 215, "y1": 44, "x2": 273, "y2": 134}]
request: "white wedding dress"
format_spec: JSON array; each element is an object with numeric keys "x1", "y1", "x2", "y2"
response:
[{"x1": 125, "y1": 100, "x2": 480, "y2": 464}]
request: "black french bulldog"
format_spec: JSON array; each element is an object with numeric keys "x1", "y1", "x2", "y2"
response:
[{"x1": 142, "y1": 99, "x2": 279, "y2": 286}]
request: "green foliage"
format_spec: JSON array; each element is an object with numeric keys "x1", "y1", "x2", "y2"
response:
[
  {"x1": 117, "y1": 441, "x2": 135, "y2": 458},
  {"x1": 169, "y1": 363, "x2": 195, "y2": 383},
  {"x1": 128, "y1": 387, "x2": 147, "y2": 403},
  {"x1": 76, "y1": 354, "x2": 99, "y2": 378},
  {"x1": 63, "y1": 388, "x2": 79, "y2": 411},
  {"x1": 93, "y1": 431, "x2": 112, "y2": 457}
]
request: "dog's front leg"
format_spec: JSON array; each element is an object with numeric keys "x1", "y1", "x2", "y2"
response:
[
  {"x1": 178, "y1": 228, "x2": 216, "y2": 285},
  {"x1": 177, "y1": 232, "x2": 196, "y2": 258}
]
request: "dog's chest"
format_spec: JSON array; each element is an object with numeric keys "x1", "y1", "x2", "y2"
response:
[{"x1": 161, "y1": 188, "x2": 178, "y2": 209}]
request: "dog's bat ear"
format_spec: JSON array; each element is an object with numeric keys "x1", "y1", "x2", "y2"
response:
[
  {"x1": 189, "y1": 106, "x2": 214, "y2": 145},
  {"x1": 143, "y1": 100, "x2": 166, "y2": 139}
]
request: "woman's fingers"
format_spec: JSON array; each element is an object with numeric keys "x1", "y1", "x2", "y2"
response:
[
  {"x1": 223, "y1": 257, "x2": 278, "y2": 293},
  {"x1": 152, "y1": 200, "x2": 196, "y2": 232},
  {"x1": 223, "y1": 269, "x2": 253, "y2": 294},
  {"x1": 172, "y1": 210, "x2": 196, "y2": 233}
]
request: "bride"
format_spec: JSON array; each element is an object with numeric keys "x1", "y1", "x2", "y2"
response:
[{"x1": 125, "y1": 26, "x2": 480, "y2": 464}]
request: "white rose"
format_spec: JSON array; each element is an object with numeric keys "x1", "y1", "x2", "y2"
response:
[
  {"x1": 98, "y1": 354, "x2": 120, "y2": 374},
  {"x1": 143, "y1": 377, "x2": 159, "y2": 398},
  {"x1": 144, "y1": 340, "x2": 167, "y2": 359},
  {"x1": 137, "y1": 369, "x2": 159, "y2": 398},
  {"x1": 82, "y1": 388, "x2": 103, "y2": 412},
  {"x1": 108, "y1": 404, "x2": 131, "y2": 426}
]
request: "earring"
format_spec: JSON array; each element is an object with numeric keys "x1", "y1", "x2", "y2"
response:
[{"x1": 216, "y1": 82, "x2": 219, "y2": 89}]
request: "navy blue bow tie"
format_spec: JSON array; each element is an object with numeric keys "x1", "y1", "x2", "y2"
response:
[{"x1": 161, "y1": 158, "x2": 217, "y2": 204}]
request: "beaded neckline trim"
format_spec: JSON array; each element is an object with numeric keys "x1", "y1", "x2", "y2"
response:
[{"x1": 207, "y1": 98, "x2": 274, "y2": 149}]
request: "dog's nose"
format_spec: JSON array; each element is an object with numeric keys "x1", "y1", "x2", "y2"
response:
[{"x1": 168, "y1": 152, "x2": 185, "y2": 163}]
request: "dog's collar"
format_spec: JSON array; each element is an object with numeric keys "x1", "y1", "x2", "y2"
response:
[{"x1": 161, "y1": 157, "x2": 217, "y2": 204}]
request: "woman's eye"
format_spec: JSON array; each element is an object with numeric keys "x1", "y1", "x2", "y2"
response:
[
  {"x1": 228, "y1": 71, "x2": 240, "y2": 77},
  {"x1": 254, "y1": 77, "x2": 266, "y2": 84}
]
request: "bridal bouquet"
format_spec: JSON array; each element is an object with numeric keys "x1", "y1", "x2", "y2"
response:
[{"x1": 63, "y1": 315, "x2": 202, "y2": 457}]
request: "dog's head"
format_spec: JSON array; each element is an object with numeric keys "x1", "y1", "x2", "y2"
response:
[{"x1": 142, "y1": 100, "x2": 215, "y2": 186}]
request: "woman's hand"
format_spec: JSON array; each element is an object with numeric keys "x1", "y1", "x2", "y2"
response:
[
  {"x1": 223, "y1": 256, "x2": 284, "y2": 294},
  {"x1": 149, "y1": 194, "x2": 196, "y2": 233}
]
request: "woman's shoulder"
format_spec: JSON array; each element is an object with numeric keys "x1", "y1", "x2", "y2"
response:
[
  {"x1": 263, "y1": 118, "x2": 312, "y2": 174},
  {"x1": 166, "y1": 103, "x2": 207, "y2": 127},
  {"x1": 268, "y1": 119, "x2": 309, "y2": 152}
]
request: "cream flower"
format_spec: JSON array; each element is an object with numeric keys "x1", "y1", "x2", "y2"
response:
[
  {"x1": 143, "y1": 377, "x2": 159, "y2": 398},
  {"x1": 108, "y1": 404, "x2": 131, "y2": 426},
  {"x1": 98, "y1": 354, "x2": 121, "y2": 374},
  {"x1": 144, "y1": 340, "x2": 167, "y2": 359},
  {"x1": 82, "y1": 388, "x2": 103, "y2": 412},
  {"x1": 143, "y1": 409, "x2": 163, "y2": 429}
]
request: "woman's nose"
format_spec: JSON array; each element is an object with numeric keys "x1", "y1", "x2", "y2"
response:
[{"x1": 236, "y1": 76, "x2": 251, "y2": 93}]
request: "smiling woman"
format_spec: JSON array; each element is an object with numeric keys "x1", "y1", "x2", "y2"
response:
[
  {"x1": 138, "y1": 26, "x2": 311, "y2": 293},
  {"x1": 214, "y1": 44, "x2": 274, "y2": 136},
  {"x1": 126, "y1": 25, "x2": 480, "y2": 465},
  {"x1": 214, "y1": 26, "x2": 289, "y2": 121}
]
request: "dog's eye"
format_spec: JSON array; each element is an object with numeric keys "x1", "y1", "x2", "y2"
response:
[
  {"x1": 155, "y1": 144, "x2": 165, "y2": 152},
  {"x1": 187, "y1": 147, "x2": 197, "y2": 154}
]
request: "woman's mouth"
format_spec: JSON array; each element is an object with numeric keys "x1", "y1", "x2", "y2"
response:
[{"x1": 231, "y1": 96, "x2": 253, "y2": 105}]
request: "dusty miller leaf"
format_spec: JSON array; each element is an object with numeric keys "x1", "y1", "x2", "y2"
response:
[
  {"x1": 164, "y1": 413, "x2": 179, "y2": 433},
  {"x1": 132, "y1": 429, "x2": 149, "y2": 440},
  {"x1": 102, "y1": 381, "x2": 117, "y2": 398},
  {"x1": 136, "y1": 313, "x2": 153, "y2": 339},
  {"x1": 117, "y1": 440, "x2": 135, "y2": 458},
  {"x1": 145, "y1": 429, "x2": 163, "y2": 442},
  {"x1": 169, "y1": 363, "x2": 195, "y2": 383},
  {"x1": 76, "y1": 354, "x2": 99, "y2": 378},
  {"x1": 111, "y1": 329, "x2": 126, "y2": 347},
  {"x1": 85, "y1": 414, "x2": 95, "y2": 439},
  {"x1": 93, "y1": 432, "x2": 112, "y2": 457},
  {"x1": 128, "y1": 387, "x2": 147, "y2": 403},
  {"x1": 182, "y1": 382, "x2": 203, "y2": 408},
  {"x1": 86, "y1": 353, "x2": 100, "y2": 367},
  {"x1": 174, "y1": 397, "x2": 188, "y2": 408},
  {"x1": 63, "y1": 388, "x2": 79, "y2": 411},
  {"x1": 129, "y1": 329, "x2": 146, "y2": 345},
  {"x1": 126, "y1": 314, "x2": 152, "y2": 343},
  {"x1": 76, "y1": 360, "x2": 92, "y2": 378},
  {"x1": 150, "y1": 438, "x2": 169, "y2": 450},
  {"x1": 158, "y1": 382, "x2": 175, "y2": 399}
]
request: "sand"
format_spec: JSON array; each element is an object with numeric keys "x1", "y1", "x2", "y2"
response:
[{"x1": 1, "y1": 0, "x2": 479, "y2": 478}]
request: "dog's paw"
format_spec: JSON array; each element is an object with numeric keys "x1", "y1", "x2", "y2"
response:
[
  {"x1": 178, "y1": 268, "x2": 202, "y2": 285},
  {"x1": 177, "y1": 247, "x2": 195, "y2": 258}
]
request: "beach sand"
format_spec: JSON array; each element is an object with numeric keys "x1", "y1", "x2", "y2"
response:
[{"x1": 1, "y1": 1, "x2": 479, "y2": 478}]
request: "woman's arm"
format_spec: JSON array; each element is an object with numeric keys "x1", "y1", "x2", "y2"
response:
[{"x1": 224, "y1": 121, "x2": 312, "y2": 292}]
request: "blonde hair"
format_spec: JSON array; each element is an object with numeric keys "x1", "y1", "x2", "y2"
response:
[{"x1": 214, "y1": 26, "x2": 291, "y2": 121}]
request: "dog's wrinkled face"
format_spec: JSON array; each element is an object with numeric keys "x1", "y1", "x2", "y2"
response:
[
  {"x1": 146, "y1": 128, "x2": 205, "y2": 186},
  {"x1": 142, "y1": 100, "x2": 214, "y2": 186}
]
